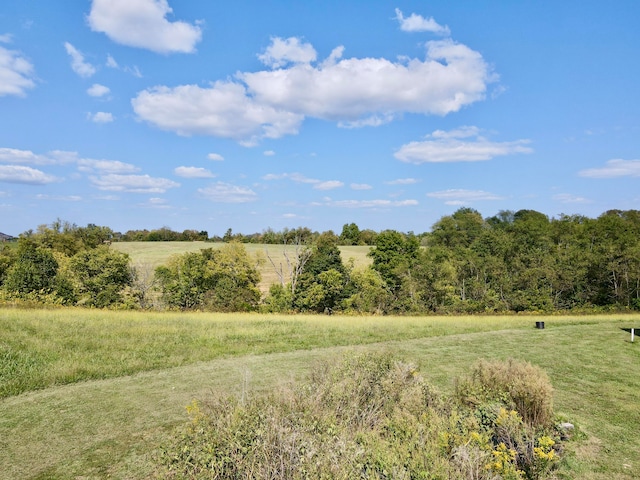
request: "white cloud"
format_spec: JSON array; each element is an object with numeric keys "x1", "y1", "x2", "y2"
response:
[
  {"x1": 88, "y1": 0, "x2": 202, "y2": 54},
  {"x1": 207, "y1": 153, "x2": 224, "y2": 161},
  {"x1": 552, "y1": 193, "x2": 591, "y2": 204},
  {"x1": 88, "y1": 111, "x2": 114, "y2": 123},
  {"x1": 338, "y1": 114, "x2": 394, "y2": 129},
  {"x1": 579, "y1": 159, "x2": 640, "y2": 178},
  {"x1": 35, "y1": 194, "x2": 82, "y2": 202},
  {"x1": 76, "y1": 158, "x2": 139, "y2": 174},
  {"x1": 0, "y1": 34, "x2": 12, "y2": 43},
  {"x1": 258, "y1": 37, "x2": 317, "y2": 68},
  {"x1": 64, "y1": 42, "x2": 96, "y2": 78},
  {"x1": 132, "y1": 83, "x2": 304, "y2": 145},
  {"x1": 0, "y1": 44, "x2": 36, "y2": 96},
  {"x1": 174, "y1": 166, "x2": 215, "y2": 178},
  {"x1": 350, "y1": 183, "x2": 372, "y2": 190},
  {"x1": 198, "y1": 182, "x2": 258, "y2": 203},
  {"x1": 105, "y1": 54, "x2": 142, "y2": 77},
  {"x1": 0, "y1": 165, "x2": 58, "y2": 184},
  {"x1": 386, "y1": 178, "x2": 420, "y2": 185},
  {"x1": 323, "y1": 198, "x2": 418, "y2": 208},
  {"x1": 263, "y1": 150, "x2": 275, "y2": 156},
  {"x1": 314, "y1": 180, "x2": 344, "y2": 190},
  {"x1": 87, "y1": 83, "x2": 110, "y2": 97},
  {"x1": 263, "y1": 172, "x2": 319, "y2": 184},
  {"x1": 106, "y1": 54, "x2": 118, "y2": 68},
  {"x1": 0, "y1": 147, "x2": 52, "y2": 165},
  {"x1": 90, "y1": 174, "x2": 180, "y2": 193},
  {"x1": 243, "y1": 39, "x2": 491, "y2": 120},
  {"x1": 395, "y1": 127, "x2": 532, "y2": 163},
  {"x1": 394, "y1": 9, "x2": 450, "y2": 35},
  {"x1": 427, "y1": 189, "x2": 503, "y2": 205},
  {"x1": 133, "y1": 35, "x2": 494, "y2": 144}
]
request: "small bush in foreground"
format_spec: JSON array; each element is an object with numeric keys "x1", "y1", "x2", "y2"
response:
[{"x1": 158, "y1": 353, "x2": 568, "y2": 479}]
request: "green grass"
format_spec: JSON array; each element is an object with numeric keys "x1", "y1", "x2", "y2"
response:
[
  {"x1": 112, "y1": 241, "x2": 372, "y2": 291},
  {"x1": 1, "y1": 310, "x2": 639, "y2": 478}
]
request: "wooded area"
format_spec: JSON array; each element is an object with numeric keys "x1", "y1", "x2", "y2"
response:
[{"x1": 1, "y1": 208, "x2": 639, "y2": 314}]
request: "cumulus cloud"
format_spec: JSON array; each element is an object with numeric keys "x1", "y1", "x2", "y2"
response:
[
  {"x1": 394, "y1": 9, "x2": 450, "y2": 35},
  {"x1": 141, "y1": 197, "x2": 170, "y2": 208},
  {"x1": 90, "y1": 174, "x2": 179, "y2": 193},
  {"x1": 394, "y1": 126, "x2": 532, "y2": 163},
  {"x1": 35, "y1": 194, "x2": 82, "y2": 202},
  {"x1": 0, "y1": 165, "x2": 58, "y2": 184},
  {"x1": 197, "y1": 182, "x2": 258, "y2": 203},
  {"x1": 174, "y1": 166, "x2": 215, "y2": 178},
  {"x1": 427, "y1": 189, "x2": 503, "y2": 205},
  {"x1": 242, "y1": 39, "x2": 491, "y2": 120},
  {"x1": 386, "y1": 178, "x2": 420, "y2": 185},
  {"x1": 552, "y1": 193, "x2": 591, "y2": 204},
  {"x1": 64, "y1": 42, "x2": 96, "y2": 78},
  {"x1": 313, "y1": 180, "x2": 344, "y2": 190},
  {"x1": 322, "y1": 198, "x2": 418, "y2": 208},
  {"x1": 263, "y1": 172, "x2": 319, "y2": 184},
  {"x1": 87, "y1": 83, "x2": 110, "y2": 97},
  {"x1": 579, "y1": 159, "x2": 640, "y2": 178},
  {"x1": 76, "y1": 158, "x2": 139, "y2": 173},
  {"x1": 258, "y1": 37, "x2": 317, "y2": 68},
  {"x1": 0, "y1": 147, "x2": 52, "y2": 165},
  {"x1": 133, "y1": 31, "x2": 494, "y2": 144},
  {"x1": 0, "y1": 43, "x2": 36, "y2": 96},
  {"x1": 88, "y1": 112, "x2": 114, "y2": 123},
  {"x1": 263, "y1": 150, "x2": 275, "y2": 156},
  {"x1": 88, "y1": 0, "x2": 202, "y2": 54},
  {"x1": 132, "y1": 83, "x2": 304, "y2": 145},
  {"x1": 207, "y1": 153, "x2": 224, "y2": 161},
  {"x1": 350, "y1": 183, "x2": 372, "y2": 190}
]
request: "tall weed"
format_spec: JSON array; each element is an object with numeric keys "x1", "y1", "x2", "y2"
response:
[{"x1": 159, "y1": 353, "x2": 565, "y2": 479}]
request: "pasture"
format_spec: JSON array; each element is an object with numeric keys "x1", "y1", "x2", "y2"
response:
[
  {"x1": 112, "y1": 241, "x2": 373, "y2": 291},
  {"x1": 1, "y1": 310, "x2": 639, "y2": 478}
]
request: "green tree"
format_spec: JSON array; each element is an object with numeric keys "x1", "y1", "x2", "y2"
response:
[
  {"x1": 369, "y1": 230, "x2": 419, "y2": 293},
  {"x1": 69, "y1": 247, "x2": 133, "y2": 307},
  {"x1": 344, "y1": 267, "x2": 389, "y2": 314},
  {"x1": 0, "y1": 244, "x2": 17, "y2": 286},
  {"x1": 339, "y1": 222, "x2": 361, "y2": 245},
  {"x1": 294, "y1": 232, "x2": 350, "y2": 312},
  {"x1": 155, "y1": 251, "x2": 212, "y2": 309},
  {"x1": 156, "y1": 244, "x2": 261, "y2": 311},
  {"x1": 3, "y1": 241, "x2": 58, "y2": 295}
]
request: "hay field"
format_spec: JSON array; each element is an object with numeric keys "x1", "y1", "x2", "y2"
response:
[{"x1": 112, "y1": 241, "x2": 372, "y2": 291}]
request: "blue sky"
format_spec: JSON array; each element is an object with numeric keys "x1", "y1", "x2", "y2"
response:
[{"x1": 1, "y1": 1, "x2": 639, "y2": 237}]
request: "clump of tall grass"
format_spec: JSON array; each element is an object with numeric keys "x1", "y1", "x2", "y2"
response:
[
  {"x1": 455, "y1": 358, "x2": 554, "y2": 428},
  {"x1": 158, "y1": 353, "x2": 566, "y2": 479}
]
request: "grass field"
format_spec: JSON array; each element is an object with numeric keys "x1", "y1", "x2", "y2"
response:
[
  {"x1": 1, "y1": 310, "x2": 639, "y2": 478},
  {"x1": 112, "y1": 241, "x2": 372, "y2": 291}
]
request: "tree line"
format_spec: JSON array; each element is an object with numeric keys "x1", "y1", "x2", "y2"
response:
[{"x1": 1, "y1": 209, "x2": 639, "y2": 313}]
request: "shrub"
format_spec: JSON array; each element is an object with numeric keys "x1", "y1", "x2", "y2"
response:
[
  {"x1": 159, "y1": 354, "x2": 564, "y2": 479},
  {"x1": 455, "y1": 358, "x2": 554, "y2": 428}
]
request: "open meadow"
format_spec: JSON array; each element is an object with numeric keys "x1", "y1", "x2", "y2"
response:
[
  {"x1": 1, "y1": 309, "x2": 639, "y2": 478},
  {"x1": 112, "y1": 241, "x2": 373, "y2": 292}
]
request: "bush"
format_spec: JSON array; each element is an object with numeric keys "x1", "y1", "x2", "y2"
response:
[
  {"x1": 158, "y1": 354, "x2": 565, "y2": 479},
  {"x1": 455, "y1": 358, "x2": 554, "y2": 428}
]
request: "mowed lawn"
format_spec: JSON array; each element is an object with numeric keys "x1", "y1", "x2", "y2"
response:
[
  {"x1": 112, "y1": 241, "x2": 373, "y2": 291},
  {"x1": 1, "y1": 310, "x2": 639, "y2": 479}
]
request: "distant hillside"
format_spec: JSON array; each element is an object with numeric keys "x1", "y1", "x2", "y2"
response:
[{"x1": 0, "y1": 232, "x2": 16, "y2": 242}]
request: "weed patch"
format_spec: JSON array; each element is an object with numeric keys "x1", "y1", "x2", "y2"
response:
[{"x1": 159, "y1": 353, "x2": 568, "y2": 479}]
